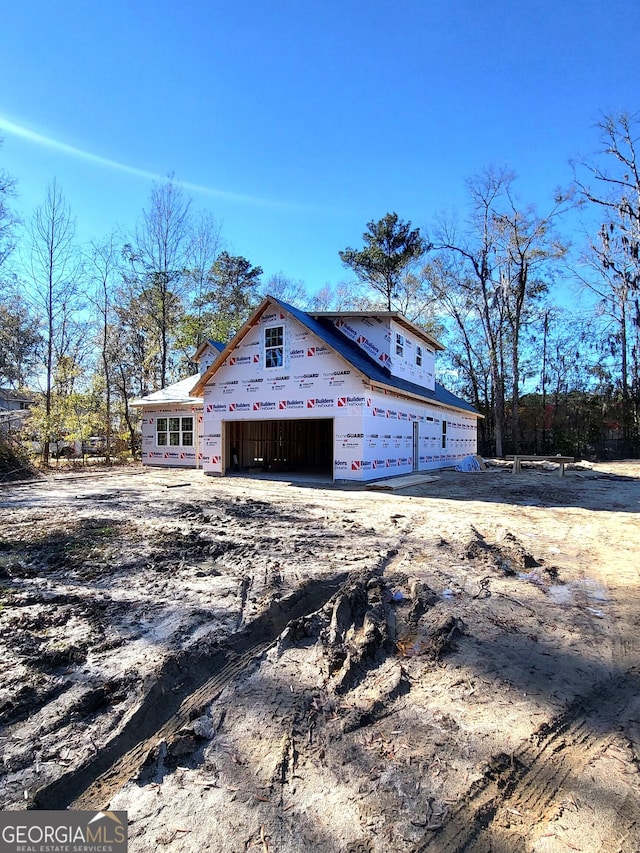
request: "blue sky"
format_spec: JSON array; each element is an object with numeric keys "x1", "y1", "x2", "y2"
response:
[{"x1": 1, "y1": 0, "x2": 638, "y2": 297}]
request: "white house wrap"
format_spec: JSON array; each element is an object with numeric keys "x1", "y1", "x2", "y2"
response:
[
  {"x1": 134, "y1": 297, "x2": 480, "y2": 481},
  {"x1": 132, "y1": 341, "x2": 224, "y2": 468}
]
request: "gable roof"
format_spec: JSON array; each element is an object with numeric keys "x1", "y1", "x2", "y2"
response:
[
  {"x1": 282, "y1": 299, "x2": 479, "y2": 415},
  {"x1": 193, "y1": 296, "x2": 479, "y2": 417},
  {"x1": 130, "y1": 342, "x2": 226, "y2": 408},
  {"x1": 193, "y1": 339, "x2": 226, "y2": 362},
  {"x1": 130, "y1": 374, "x2": 202, "y2": 408}
]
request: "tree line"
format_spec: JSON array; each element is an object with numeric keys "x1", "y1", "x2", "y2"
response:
[{"x1": 0, "y1": 113, "x2": 639, "y2": 463}]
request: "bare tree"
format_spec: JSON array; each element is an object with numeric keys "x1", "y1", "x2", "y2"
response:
[
  {"x1": 492, "y1": 186, "x2": 570, "y2": 451},
  {"x1": 433, "y1": 167, "x2": 510, "y2": 455},
  {"x1": 124, "y1": 176, "x2": 191, "y2": 388},
  {"x1": 424, "y1": 258, "x2": 487, "y2": 401},
  {"x1": 26, "y1": 180, "x2": 82, "y2": 465},
  {"x1": 85, "y1": 235, "x2": 121, "y2": 462},
  {"x1": 574, "y1": 112, "x2": 640, "y2": 446},
  {"x1": 574, "y1": 112, "x2": 640, "y2": 278},
  {"x1": 308, "y1": 280, "x2": 381, "y2": 312},
  {"x1": 260, "y1": 272, "x2": 307, "y2": 307},
  {"x1": 0, "y1": 139, "x2": 19, "y2": 271},
  {"x1": 183, "y1": 210, "x2": 224, "y2": 348},
  {"x1": 432, "y1": 167, "x2": 569, "y2": 455}
]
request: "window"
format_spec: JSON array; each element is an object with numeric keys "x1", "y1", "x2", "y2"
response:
[
  {"x1": 181, "y1": 417, "x2": 194, "y2": 446},
  {"x1": 415, "y1": 345, "x2": 423, "y2": 367},
  {"x1": 395, "y1": 333, "x2": 404, "y2": 357},
  {"x1": 441, "y1": 419, "x2": 447, "y2": 449},
  {"x1": 156, "y1": 416, "x2": 193, "y2": 447},
  {"x1": 265, "y1": 325, "x2": 284, "y2": 368}
]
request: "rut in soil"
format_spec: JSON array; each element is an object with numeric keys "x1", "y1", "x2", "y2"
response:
[{"x1": 33, "y1": 572, "x2": 351, "y2": 811}]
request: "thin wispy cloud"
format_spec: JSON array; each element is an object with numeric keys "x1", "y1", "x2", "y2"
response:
[{"x1": 0, "y1": 114, "x2": 308, "y2": 210}]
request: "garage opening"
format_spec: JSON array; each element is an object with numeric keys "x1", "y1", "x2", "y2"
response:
[{"x1": 226, "y1": 419, "x2": 333, "y2": 476}]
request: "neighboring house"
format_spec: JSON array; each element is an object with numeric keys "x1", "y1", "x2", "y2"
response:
[
  {"x1": 0, "y1": 388, "x2": 36, "y2": 412},
  {"x1": 0, "y1": 388, "x2": 36, "y2": 435},
  {"x1": 131, "y1": 341, "x2": 224, "y2": 467},
  {"x1": 137, "y1": 296, "x2": 479, "y2": 482}
]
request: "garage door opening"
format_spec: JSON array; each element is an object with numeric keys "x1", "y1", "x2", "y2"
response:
[{"x1": 226, "y1": 419, "x2": 333, "y2": 477}]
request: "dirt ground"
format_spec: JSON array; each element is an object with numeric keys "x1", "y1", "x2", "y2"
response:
[{"x1": 1, "y1": 459, "x2": 639, "y2": 852}]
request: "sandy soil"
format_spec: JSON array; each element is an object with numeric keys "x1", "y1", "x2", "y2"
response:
[{"x1": 1, "y1": 459, "x2": 639, "y2": 852}]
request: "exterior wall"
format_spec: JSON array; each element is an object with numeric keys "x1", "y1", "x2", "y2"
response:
[
  {"x1": 333, "y1": 415, "x2": 365, "y2": 478},
  {"x1": 345, "y1": 391, "x2": 477, "y2": 481},
  {"x1": 357, "y1": 404, "x2": 412, "y2": 480},
  {"x1": 0, "y1": 392, "x2": 34, "y2": 412},
  {"x1": 140, "y1": 405, "x2": 203, "y2": 467},
  {"x1": 200, "y1": 303, "x2": 478, "y2": 481},
  {"x1": 198, "y1": 344, "x2": 220, "y2": 375},
  {"x1": 328, "y1": 317, "x2": 435, "y2": 389},
  {"x1": 0, "y1": 393, "x2": 32, "y2": 436},
  {"x1": 201, "y1": 308, "x2": 372, "y2": 474},
  {"x1": 388, "y1": 319, "x2": 435, "y2": 389}
]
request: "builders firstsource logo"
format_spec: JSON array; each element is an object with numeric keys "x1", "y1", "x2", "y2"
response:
[
  {"x1": 334, "y1": 319, "x2": 358, "y2": 339},
  {"x1": 306, "y1": 398, "x2": 334, "y2": 409},
  {"x1": 261, "y1": 310, "x2": 285, "y2": 323},
  {"x1": 356, "y1": 336, "x2": 380, "y2": 358}
]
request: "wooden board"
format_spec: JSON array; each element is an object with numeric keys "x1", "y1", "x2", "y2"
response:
[{"x1": 365, "y1": 473, "x2": 440, "y2": 491}]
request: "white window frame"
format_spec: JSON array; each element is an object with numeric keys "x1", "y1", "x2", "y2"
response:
[
  {"x1": 415, "y1": 344, "x2": 423, "y2": 367},
  {"x1": 156, "y1": 415, "x2": 194, "y2": 447},
  {"x1": 395, "y1": 332, "x2": 404, "y2": 357},
  {"x1": 265, "y1": 325, "x2": 284, "y2": 368}
]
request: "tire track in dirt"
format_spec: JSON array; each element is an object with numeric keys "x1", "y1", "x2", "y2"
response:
[
  {"x1": 71, "y1": 641, "x2": 275, "y2": 810},
  {"x1": 414, "y1": 668, "x2": 640, "y2": 852},
  {"x1": 32, "y1": 571, "x2": 352, "y2": 812}
]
